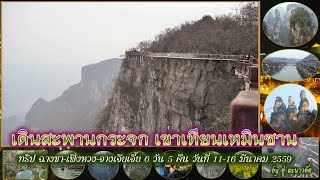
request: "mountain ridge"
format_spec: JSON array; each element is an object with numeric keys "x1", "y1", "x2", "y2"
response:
[{"x1": 24, "y1": 58, "x2": 122, "y2": 132}]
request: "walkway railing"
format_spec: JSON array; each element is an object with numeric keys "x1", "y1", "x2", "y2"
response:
[
  {"x1": 125, "y1": 50, "x2": 258, "y2": 83},
  {"x1": 126, "y1": 50, "x2": 259, "y2": 132},
  {"x1": 148, "y1": 52, "x2": 247, "y2": 61}
]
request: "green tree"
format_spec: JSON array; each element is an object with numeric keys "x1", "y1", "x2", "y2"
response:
[{"x1": 289, "y1": 7, "x2": 314, "y2": 45}]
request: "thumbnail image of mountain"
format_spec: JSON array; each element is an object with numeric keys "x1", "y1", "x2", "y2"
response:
[
  {"x1": 262, "y1": 49, "x2": 320, "y2": 81},
  {"x1": 263, "y1": 2, "x2": 318, "y2": 47},
  {"x1": 264, "y1": 84, "x2": 317, "y2": 134},
  {"x1": 262, "y1": 138, "x2": 319, "y2": 178},
  {"x1": 2, "y1": 2, "x2": 258, "y2": 146},
  {"x1": 259, "y1": 75, "x2": 320, "y2": 138},
  {"x1": 2, "y1": 150, "x2": 47, "y2": 179},
  {"x1": 196, "y1": 151, "x2": 226, "y2": 179}
]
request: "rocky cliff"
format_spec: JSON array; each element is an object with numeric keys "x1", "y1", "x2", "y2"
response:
[
  {"x1": 263, "y1": 3, "x2": 316, "y2": 47},
  {"x1": 97, "y1": 55, "x2": 245, "y2": 134},
  {"x1": 272, "y1": 9, "x2": 282, "y2": 42},
  {"x1": 25, "y1": 58, "x2": 122, "y2": 132},
  {"x1": 289, "y1": 7, "x2": 314, "y2": 46}
]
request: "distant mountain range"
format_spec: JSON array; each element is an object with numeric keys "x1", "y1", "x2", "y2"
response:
[
  {"x1": 24, "y1": 58, "x2": 122, "y2": 132},
  {"x1": 1, "y1": 113, "x2": 26, "y2": 146},
  {"x1": 2, "y1": 58, "x2": 122, "y2": 146},
  {"x1": 264, "y1": 57, "x2": 301, "y2": 64},
  {"x1": 302, "y1": 54, "x2": 318, "y2": 61}
]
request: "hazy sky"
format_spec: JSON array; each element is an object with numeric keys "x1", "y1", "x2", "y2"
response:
[
  {"x1": 266, "y1": 2, "x2": 316, "y2": 20},
  {"x1": 273, "y1": 2, "x2": 298, "y2": 9},
  {"x1": 3, "y1": 2, "x2": 243, "y2": 66},
  {"x1": 2, "y1": 2, "x2": 246, "y2": 117},
  {"x1": 267, "y1": 49, "x2": 311, "y2": 59}
]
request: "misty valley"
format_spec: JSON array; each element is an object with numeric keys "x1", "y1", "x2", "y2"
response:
[{"x1": 2, "y1": 2, "x2": 258, "y2": 146}]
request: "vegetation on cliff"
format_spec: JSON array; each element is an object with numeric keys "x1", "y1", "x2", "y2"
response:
[
  {"x1": 2, "y1": 151, "x2": 47, "y2": 179},
  {"x1": 96, "y1": 3, "x2": 257, "y2": 133},
  {"x1": 289, "y1": 7, "x2": 314, "y2": 46},
  {"x1": 136, "y1": 2, "x2": 258, "y2": 55},
  {"x1": 263, "y1": 2, "x2": 317, "y2": 47},
  {"x1": 296, "y1": 55, "x2": 320, "y2": 79}
]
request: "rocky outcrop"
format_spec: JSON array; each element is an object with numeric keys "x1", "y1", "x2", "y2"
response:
[
  {"x1": 264, "y1": 3, "x2": 316, "y2": 47},
  {"x1": 285, "y1": 3, "x2": 298, "y2": 28},
  {"x1": 25, "y1": 58, "x2": 122, "y2": 132},
  {"x1": 272, "y1": 9, "x2": 282, "y2": 42},
  {"x1": 97, "y1": 55, "x2": 245, "y2": 134},
  {"x1": 288, "y1": 7, "x2": 315, "y2": 46}
]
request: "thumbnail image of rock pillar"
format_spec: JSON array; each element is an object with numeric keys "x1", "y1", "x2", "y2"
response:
[
  {"x1": 262, "y1": 2, "x2": 318, "y2": 47},
  {"x1": 260, "y1": 76, "x2": 320, "y2": 137},
  {"x1": 196, "y1": 151, "x2": 226, "y2": 179},
  {"x1": 264, "y1": 84, "x2": 317, "y2": 134},
  {"x1": 97, "y1": 51, "x2": 259, "y2": 137}
]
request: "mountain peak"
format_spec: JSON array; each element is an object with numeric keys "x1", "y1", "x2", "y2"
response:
[
  {"x1": 34, "y1": 98, "x2": 47, "y2": 105},
  {"x1": 25, "y1": 58, "x2": 122, "y2": 132}
]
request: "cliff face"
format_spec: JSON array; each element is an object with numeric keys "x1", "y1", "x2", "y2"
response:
[
  {"x1": 288, "y1": 5, "x2": 317, "y2": 46},
  {"x1": 98, "y1": 56, "x2": 245, "y2": 134},
  {"x1": 25, "y1": 58, "x2": 122, "y2": 132}
]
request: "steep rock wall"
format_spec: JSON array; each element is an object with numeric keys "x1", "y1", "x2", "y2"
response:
[{"x1": 98, "y1": 56, "x2": 245, "y2": 134}]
